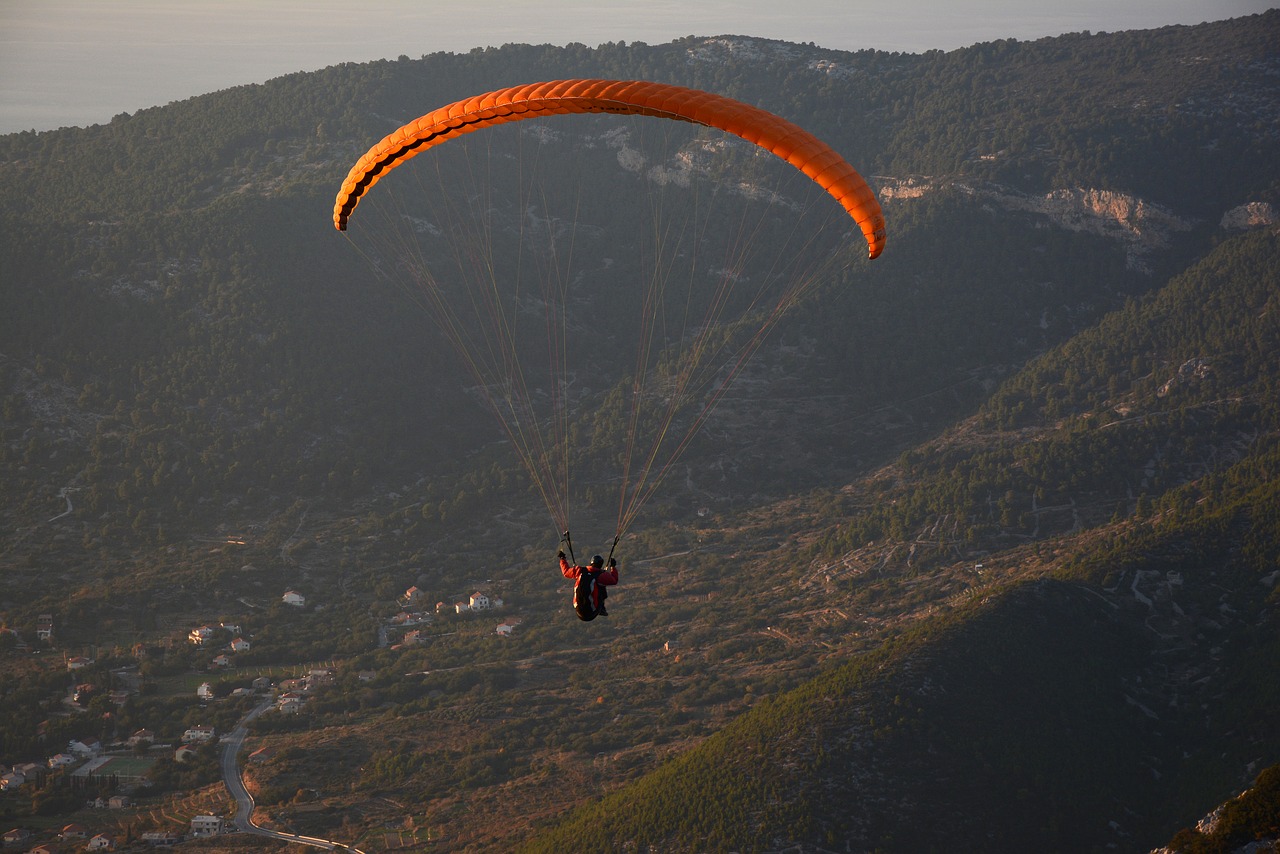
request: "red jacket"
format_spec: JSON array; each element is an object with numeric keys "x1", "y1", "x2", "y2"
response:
[{"x1": 560, "y1": 556, "x2": 618, "y2": 611}]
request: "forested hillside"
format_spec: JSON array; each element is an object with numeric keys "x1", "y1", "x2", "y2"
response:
[
  {"x1": 526, "y1": 228, "x2": 1280, "y2": 852},
  {"x1": 1, "y1": 11, "x2": 1277, "y2": 852}
]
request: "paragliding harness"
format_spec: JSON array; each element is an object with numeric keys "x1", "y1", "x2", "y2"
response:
[
  {"x1": 573, "y1": 567, "x2": 606, "y2": 622},
  {"x1": 564, "y1": 531, "x2": 615, "y2": 622}
]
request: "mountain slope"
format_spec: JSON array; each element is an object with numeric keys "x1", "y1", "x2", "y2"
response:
[{"x1": 521, "y1": 231, "x2": 1280, "y2": 852}]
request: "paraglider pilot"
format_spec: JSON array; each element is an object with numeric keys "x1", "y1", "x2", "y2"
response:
[{"x1": 559, "y1": 550, "x2": 618, "y2": 621}]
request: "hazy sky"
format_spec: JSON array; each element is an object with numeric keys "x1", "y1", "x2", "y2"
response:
[{"x1": 1, "y1": 0, "x2": 1273, "y2": 134}]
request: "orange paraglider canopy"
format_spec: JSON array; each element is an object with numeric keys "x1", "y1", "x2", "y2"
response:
[{"x1": 333, "y1": 79, "x2": 885, "y2": 259}]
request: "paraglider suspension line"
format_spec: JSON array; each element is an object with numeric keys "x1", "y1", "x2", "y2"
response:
[{"x1": 561, "y1": 530, "x2": 576, "y2": 565}]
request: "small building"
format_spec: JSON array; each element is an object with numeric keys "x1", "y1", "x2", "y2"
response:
[
  {"x1": 36, "y1": 613, "x2": 54, "y2": 641},
  {"x1": 0, "y1": 772, "x2": 23, "y2": 792},
  {"x1": 197, "y1": 682, "x2": 215, "y2": 700},
  {"x1": 182, "y1": 725, "x2": 216, "y2": 744},
  {"x1": 356, "y1": 670, "x2": 377, "y2": 683},
  {"x1": 189, "y1": 815, "x2": 226, "y2": 837},
  {"x1": 13, "y1": 762, "x2": 42, "y2": 780},
  {"x1": 68, "y1": 737, "x2": 102, "y2": 757},
  {"x1": 61, "y1": 823, "x2": 90, "y2": 839},
  {"x1": 173, "y1": 745, "x2": 198, "y2": 763},
  {"x1": 140, "y1": 830, "x2": 183, "y2": 846},
  {"x1": 48, "y1": 753, "x2": 77, "y2": 768},
  {"x1": 188, "y1": 625, "x2": 217, "y2": 645},
  {"x1": 66, "y1": 655, "x2": 93, "y2": 670},
  {"x1": 87, "y1": 832, "x2": 116, "y2": 850},
  {"x1": 2, "y1": 828, "x2": 31, "y2": 846},
  {"x1": 126, "y1": 729, "x2": 155, "y2": 748},
  {"x1": 108, "y1": 794, "x2": 132, "y2": 809},
  {"x1": 277, "y1": 693, "x2": 305, "y2": 714},
  {"x1": 251, "y1": 676, "x2": 272, "y2": 692},
  {"x1": 496, "y1": 620, "x2": 521, "y2": 637},
  {"x1": 282, "y1": 590, "x2": 306, "y2": 608}
]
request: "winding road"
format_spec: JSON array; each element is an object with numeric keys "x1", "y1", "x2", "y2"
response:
[{"x1": 220, "y1": 698, "x2": 364, "y2": 852}]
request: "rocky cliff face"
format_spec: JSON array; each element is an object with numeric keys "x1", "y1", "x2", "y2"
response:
[
  {"x1": 1220, "y1": 201, "x2": 1278, "y2": 231},
  {"x1": 880, "y1": 178, "x2": 1203, "y2": 272}
]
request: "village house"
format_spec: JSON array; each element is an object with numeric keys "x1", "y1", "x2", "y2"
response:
[
  {"x1": 277, "y1": 693, "x2": 305, "y2": 714},
  {"x1": 65, "y1": 655, "x2": 93, "y2": 670},
  {"x1": 390, "y1": 611, "x2": 431, "y2": 626},
  {"x1": 87, "y1": 832, "x2": 116, "y2": 850},
  {"x1": 60, "y1": 823, "x2": 89, "y2": 839},
  {"x1": 48, "y1": 753, "x2": 77, "y2": 769},
  {"x1": 251, "y1": 676, "x2": 272, "y2": 692},
  {"x1": 140, "y1": 829, "x2": 183, "y2": 846},
  {"x1": 28, "y1": 844, "x2": 56, "y2": 854},
  {"x1": 173, "y1": 745, "x2": 198, "y2": 763},
  {"x1": 36, "y1": 613, "x2": 54, "y2": 641},
  {"x1": 125, "y1": 729, "x2": 155, "y2": 748},
  {"x1": 0, "y1": 772, "x2": 23, "y2": 792},
  {"x1": 282, "y1": 590, "x2": 306, "y2": 608},
  {"x1": 496, "y1": 619, "x2": 522, "y2": 637},
  {"x1": 108, "y1": 795, "x2": 132, "y2": 809},
  {"x1": 188, "y1": 625, "x2": 217, "y2": 645},
  {"x1": 189, "y1": 815, "x2": 227, "y2": 837},
  {"x1": 197, "y1": 682, "x2": 215, "y2": 699},
  {"x1": 229, "y1": 637, "x2": 250, "y2": 652},
  {"x1": 357, "y1": 670, "x2": 377, "y2": 683},
  {"x1": 68, "y1": 737, "x2": 102, "y2": 757},
  {"x1": 210, "y1": 654, "x2": 233, "y2": 669},
  {"x1": 404, "y1": 585, "x2": 425, "y2": 604},
  {"x1": 219, "y1": 622, "x2": 241, "y2": 636},
  {"x1": 469, "y1": 591, "x2": 490, "y2": 610},
  {"x1": 13, "y1": 762, "x2": 42, "y2": 780},
  {"x1": 182, "y1": 725, "x2": 216, "y2": 744},
  {"x1": 2, "y1": 828, "x2": 31, "y2": 846}
]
